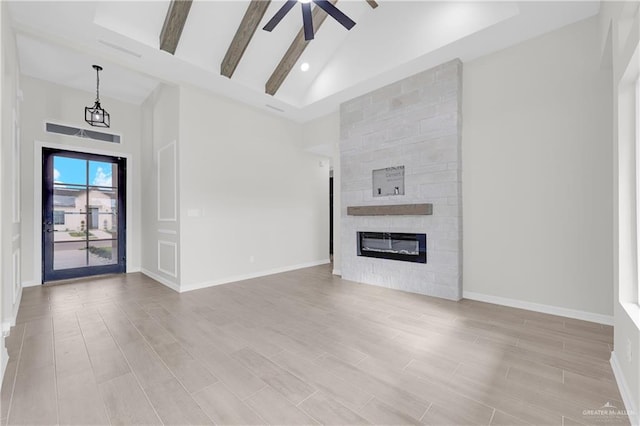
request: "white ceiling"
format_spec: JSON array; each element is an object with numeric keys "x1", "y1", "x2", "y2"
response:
[{"x1": 8, "y1": 0, "x2": 600, "y2": 122}]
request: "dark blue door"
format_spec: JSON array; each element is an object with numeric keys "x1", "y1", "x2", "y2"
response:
[{"x1": 42, "y1": 148, "x2": 126, "y2": 282}]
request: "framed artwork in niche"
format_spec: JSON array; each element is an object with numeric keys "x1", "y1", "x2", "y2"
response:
[{"x1": 372, "y1": 165, "x2": 405, "y2": 197}]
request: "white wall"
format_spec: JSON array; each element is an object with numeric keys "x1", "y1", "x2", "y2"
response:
[
  {"x1": 0, "y1": 0, "x2": 22, "y2": 382},
  {"x1": 462, "y1": 16, "x2": 613, "y2": 320},
  {"x1": 177, "y1": 86, "x2": 329, "y2": 291},
  {"x1": 140, "y1": 83, "x2": 180, "y2": 290},
  {"x1": 600, "y1": 2, "x2": 640, "y2": 423},
  {"x1": 20, "y1": 76, "x2": 143, "y2": 286}
]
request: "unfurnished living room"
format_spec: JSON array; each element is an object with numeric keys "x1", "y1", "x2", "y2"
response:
[{"x1": 1, "y1": 1, "x2": 639, "y2": 425}]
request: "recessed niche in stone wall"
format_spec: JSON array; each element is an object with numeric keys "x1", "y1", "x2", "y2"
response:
[
  {"x1": 372, "y1": 166, "x2": 405, "y2": 196},
  {"x1": 340, "y1": 59, "x2": 462, "y2": 301}
]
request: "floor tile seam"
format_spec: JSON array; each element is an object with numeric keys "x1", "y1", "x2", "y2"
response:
[
  {"x1": 487, "y1": 407, "x2": 497, "y2": 425},
  {"x1": 295, "y1": 389, "x2": 319, "y2": 407},
  {"x1": 449, "y1": 362, "x2": 462, "y2": 378},
  {"x1": 74, "y1": 309, "x2": 112, "y2": 425},
  {"x1": 488, "y1": 373, "x2": 622, "y2": 418},
  {"x1": 354, "y1": 354, "x2": 370, "y2": 367},
  {"x1": 399, "y1": 363, "x2": 503, "y2": 417},
  {"x1": 245, "y1": 349, "x2": 332, "y2": 405},
  {"x1": 509, "y1": 366, "x2": 617, "y2": 399},
  {"x1": 402, "y1": 359, "x2": 415, "y2": 372},
  {"x1": 3, "y1": 324, "x2": 26, "y2": 424},
  {"x1": 495, "y1": 406, "x2": 542, "y2": 426},
  {"x1": 523, "y1": 326, "x2": 613, "y2": 344},
  {"x1": 559, "y1": 332, "x2": 615, "y2": 347},
  {"x1": 50, "y1": 317, "x2": 61, "y2": 426},
  {"x1": 477, "y1": 342, "x2": 614, "y2": 373},
  {"x1": 95, "y1": 308, "x2": 163, "y2": 425},
  {"x1": 419, "y1": 401, "x2": 434, "y2": 422},
  {"x1": 268, "y1": 349, "x2": 376, "y2": 407},
  {"x1": 240, "y1": 384, "x2": 269, "y2": 403},
  {"x1": 560, "y1": 348, "x2": 613, "y2": 364},
  {"x1": 241, "y1": 390, "x2": 271, "y2": 425}
]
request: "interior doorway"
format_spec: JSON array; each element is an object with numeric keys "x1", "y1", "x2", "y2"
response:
[{"x1": 42, "y1": 148, "x2": 126, "y2": 282}]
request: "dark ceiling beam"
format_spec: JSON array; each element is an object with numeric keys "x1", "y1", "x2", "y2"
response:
[
  {"x1": 365, "y1": 0, "x2": 378, "y2": 9},
  {"x1": 265, "y1": 0, "x2": 338, "y2": 96},
  {"x1": 221, "y1": 0, "x2": 272, "y2": 78},
  {"x1": 159, "y1": 0, "x2": 193, "y2": 55}
]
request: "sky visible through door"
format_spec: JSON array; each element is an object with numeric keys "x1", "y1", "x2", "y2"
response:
[{"x1": 53, "y1": 156, "x2": 112, "y2": 187}]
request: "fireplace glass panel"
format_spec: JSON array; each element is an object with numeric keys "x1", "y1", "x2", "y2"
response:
[
  {"x1": 358, "y1": 232, "x2": 426, "y2": 263},
  {"x1": 361, "y1": 237, "x2": 419, "y2": 255}
]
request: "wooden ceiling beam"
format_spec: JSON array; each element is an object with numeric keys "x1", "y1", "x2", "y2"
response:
[
  {"x1": 159, "y1": 0, "x2": 193, "y2": 55},
  {"x1": 221, "y1": 0, "x2": 272, "y2": 79},
  {"x1": 265, "y1": 0, "x2": 338, "y2": 96}
]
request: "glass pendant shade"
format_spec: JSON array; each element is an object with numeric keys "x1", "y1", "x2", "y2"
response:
[
  {"x1": 85, "y1": 101, "x2": 110, "y2": 127},
  {"x1": 85, "y1": 65, "x2": 110, "y2": 128}
]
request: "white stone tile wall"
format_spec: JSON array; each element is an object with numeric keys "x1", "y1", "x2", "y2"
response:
[{"x1": 340, "y1": 59, "x2": 463, "y2": 300}]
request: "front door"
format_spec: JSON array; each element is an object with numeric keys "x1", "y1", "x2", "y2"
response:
[{"x1": 42, "y1": 148, "x2": 126, "y2": 282}]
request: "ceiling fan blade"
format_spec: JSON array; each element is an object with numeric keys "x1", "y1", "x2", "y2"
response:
[
  {"x1": 312, "y1": 0, "x2": 355, "y2": 30},
  {"x1": 263, "y1": 0, "x2": 297, "y2": 32},
  {"x1": 301, "y1": 2, "x2": 314, "y2": 40}
]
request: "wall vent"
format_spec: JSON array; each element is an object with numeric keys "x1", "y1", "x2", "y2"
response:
[{"x1": 45, "y1": 122, "x2": 121, "y2": 144}]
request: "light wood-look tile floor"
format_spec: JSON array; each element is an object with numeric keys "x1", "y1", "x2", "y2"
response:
[{"x1": 1, "y1": 265, "x2": 630, "y2": 425}]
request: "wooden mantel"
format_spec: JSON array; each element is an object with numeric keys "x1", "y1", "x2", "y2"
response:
[{"x1": 347, "y1": 203, "x2": 433, "y2": 216}]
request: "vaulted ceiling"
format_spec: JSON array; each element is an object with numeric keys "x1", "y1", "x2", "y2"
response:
[{"x1": 8, "y1": 1, "x2": 600, "y2": 122}]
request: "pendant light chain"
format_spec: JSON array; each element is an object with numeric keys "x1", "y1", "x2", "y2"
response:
[{"x1": 95, "y1": 66, "x2": 100, "y2": 102}]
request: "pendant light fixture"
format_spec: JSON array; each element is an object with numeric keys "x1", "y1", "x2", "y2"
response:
[{"x1": 84, "y1": 65, "x2": 110, "y2": 128}]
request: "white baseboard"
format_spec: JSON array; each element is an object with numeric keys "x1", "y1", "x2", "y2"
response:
[
  {"x1": 332, "y1": 268, "x2": 342, "y2": 276},
  {"x1": 610, "y1": 351, "x2": 639, "y2": 426},
  {"x1": 1, "y1": 281, "x2": 23, "y2": 384},
  {"x1": 180, "y1": 259, "x2": 331, "y2": 293},
  {"x1": 1, "y1": 322, "x2": 12, "y2": 337},
  {"x1": 4, "y1": 282, "x2": 23, "y2": 331},
  {"x1": 463, "y1": 291, "x2": 614, "y2": 326},
  {"x1": 1, "y1": 345, "x2": 8, "y2": 390},
  {"x1": 140, "y1": 268, "x2": 180, "y2": 292},
  {"x1": 21, "y1": 280, "x2": 39, "y2": 288},
  {"x1": 127, "y1": 267, "x2": 142, "y2": 273}
]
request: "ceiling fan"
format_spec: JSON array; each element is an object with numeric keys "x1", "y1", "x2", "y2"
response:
[{"x1": 263, "y1": 0, "x2": 356, "y2": 41}]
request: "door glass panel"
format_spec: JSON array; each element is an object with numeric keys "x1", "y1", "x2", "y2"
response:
[
  {"x1": 53, "y1": 156, "x2": 87, "y2": 185},
  {"x1": 88, "y1": 240, "x2": 117, "y2": 266},
  {"x1": 53, "y1": 183, "x2": 89, "y2": 270},
  {"x1": 53, "y1": 241, "x2": 88, "y2": 270},
  {"x1": 89, "y1": 161, "x2": 116, "y2": 188},
  {"x1": 53, "y1": 184, "x2": 86, "y2": 242},
  {"x1": 88, "y1": 188, "x2": 117, "y2": 238}
]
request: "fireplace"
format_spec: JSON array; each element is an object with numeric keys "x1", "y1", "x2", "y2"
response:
[{"x1": 357, "y1": 232, "x2": 427, "y2": 263}]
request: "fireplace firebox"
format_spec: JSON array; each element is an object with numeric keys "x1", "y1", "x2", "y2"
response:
[{"x1": 357, "y1": 232, "x2": 427, "y2": 263}]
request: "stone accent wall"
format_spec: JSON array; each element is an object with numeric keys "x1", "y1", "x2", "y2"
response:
[{"x1": 340, "y1": 59, "x2": 463, "y2": 300}]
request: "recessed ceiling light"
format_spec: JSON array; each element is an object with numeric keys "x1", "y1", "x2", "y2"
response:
[{"x1": 300, "y1": 62, "x2": 310, "y2": 72}]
